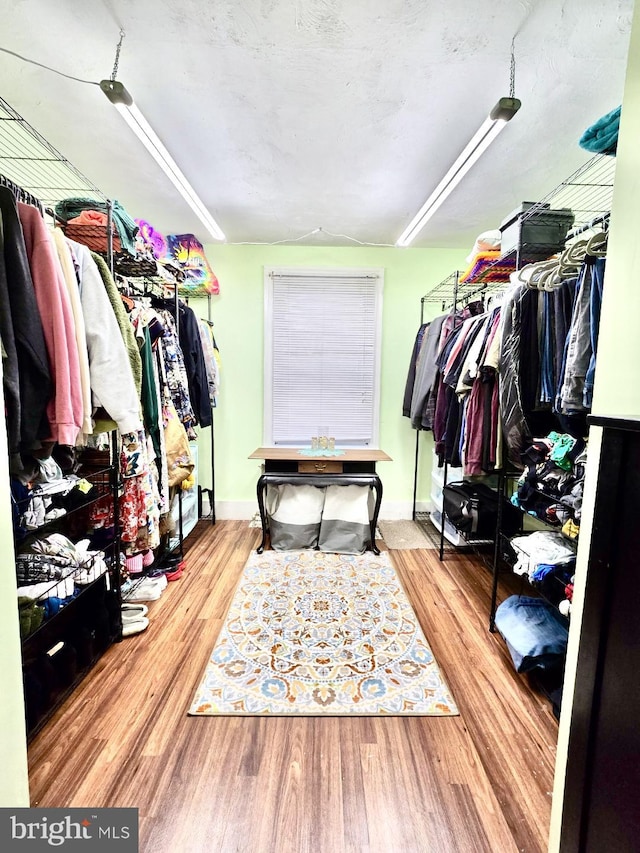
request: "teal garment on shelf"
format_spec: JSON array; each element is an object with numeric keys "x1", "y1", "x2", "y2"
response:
[
  {"x1": 298, "y1": 448, "x2": 345, "y2": 457},
  {"x1": 55, "y1": 197, "x2": 139, "y2": 254},
  {"x1": 579, "y1": 105, "x2": 621, "y2": 156}
]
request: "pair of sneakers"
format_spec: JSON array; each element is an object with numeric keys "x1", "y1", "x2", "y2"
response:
[{"x1": 122, "y1": 576, "x2": 165, "y2": 602}]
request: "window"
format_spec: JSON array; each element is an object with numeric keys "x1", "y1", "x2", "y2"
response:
[{"x1": 264, "y1": 267, "x2": 384, "y2": 447}]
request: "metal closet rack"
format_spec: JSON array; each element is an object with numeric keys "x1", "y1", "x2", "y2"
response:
[
  {"x1": 411, "y1": 152, "x2": 616, "y2": 545},
  {"x1": 0, "y1": 95, "x2": 106, "y2": 207},
  {"x1": 112, "y1": 257, "x2": 217, "y2": 529},
  {"x1": 0, "y1": 95, "x2": 216, "y2": 536}
]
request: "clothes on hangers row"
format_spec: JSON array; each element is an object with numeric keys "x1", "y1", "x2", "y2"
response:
[
  {"x1": 500, "y1": 250, "x2": 606, "y2": 465},
  {"x1": 404, "y1": 245, "x2": 607, "y2": 474},
  {"x1": 403, "y1": 300, "x2": 485, "y2": 432},
  {"x1": 86, "y1": 286, "x2": 219, "y2": 557},
  {"x1": 0, "y1": 184, "x2": 145, "y2": 472},
  {"x1": 1, "y1": 184, "x2": 220, "y2": 564},
  {"x1": 403, "y1": 299, "x2": 502, "y2": 476}
]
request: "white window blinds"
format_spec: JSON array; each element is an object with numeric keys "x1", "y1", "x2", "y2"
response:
[{"x1": 265, "y1": 268, "x2": 384, "y2": 447}]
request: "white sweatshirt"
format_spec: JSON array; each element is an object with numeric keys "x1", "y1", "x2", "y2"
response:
[{"x1": 68, "y1": 240, "x2": 142, "y2": 435}]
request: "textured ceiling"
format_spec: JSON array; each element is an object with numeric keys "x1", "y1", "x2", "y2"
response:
[{"x1": 0, "y1": 0, "x2": 633, "y2": 248}]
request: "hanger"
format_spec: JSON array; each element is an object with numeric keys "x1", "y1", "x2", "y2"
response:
[
  {"x1": 585, "y1": 230, "x2": 607, "y2": 257},
  {"x1": 0, "y1": 173, "x2": 45, "y2": 215}
]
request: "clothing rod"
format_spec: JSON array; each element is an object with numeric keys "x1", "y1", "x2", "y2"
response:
[
  {"x1": 566, "y1": 211, "x2": 610, "y2": 240},
  {"x1": 0, "y1": 171, "x2": 44, "y2": 212}
]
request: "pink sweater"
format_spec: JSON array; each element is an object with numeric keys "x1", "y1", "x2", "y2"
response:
[{"x1": 18, "y1": 204, "x2": 83, "y2": 445}]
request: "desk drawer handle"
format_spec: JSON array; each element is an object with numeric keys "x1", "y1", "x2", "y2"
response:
[{"x1": 314, "y1": 462, "x2": 327, "y2": 471}]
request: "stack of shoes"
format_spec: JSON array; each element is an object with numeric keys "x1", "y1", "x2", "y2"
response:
[
  {"x1": 150, "y1": 553, "x2": 186, "y2": 582},
  {"x1": 121, "y1": 602, "x2": 149, "y2": 637}
]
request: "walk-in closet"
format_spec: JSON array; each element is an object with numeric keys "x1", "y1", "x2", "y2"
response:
[{"x1": 1, "y1": 3, "x2": 639, "y2": 852}]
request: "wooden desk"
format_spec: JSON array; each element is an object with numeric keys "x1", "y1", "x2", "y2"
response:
[{"x1": 249, "y1": 447, "x2": 392, "y2": 554}]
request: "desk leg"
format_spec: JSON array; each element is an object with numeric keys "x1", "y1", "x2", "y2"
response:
[
  {"x1": 256, "y1": 475, "x2": 269, "y2": 554},
  {"x1": 370, "y1": 477, "x2": 383, "y2": 555}
]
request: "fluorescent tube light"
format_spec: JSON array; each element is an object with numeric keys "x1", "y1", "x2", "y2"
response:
[
  {"x1": 396, "y1": 97, "x2": 521, "y2": 247},
  {"x1": 100, "y1": 79, "x2": 225, "y2": 242}
]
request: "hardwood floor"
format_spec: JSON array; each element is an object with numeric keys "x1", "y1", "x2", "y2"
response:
[{"x1": 27, "y1": 521, "x2": 558, "y2": 853}]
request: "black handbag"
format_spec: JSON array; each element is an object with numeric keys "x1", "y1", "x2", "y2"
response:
[{"x1": 442, "y1": 481, "x2": 521, "y2": 539}]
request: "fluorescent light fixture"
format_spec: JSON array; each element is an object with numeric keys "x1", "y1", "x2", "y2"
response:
[
  {"x1": 100, "y1": 79, "x2": 225, "y2": 242},
  {"x1": 396, "y1": 97, "x2": 521, "y2": 247}
]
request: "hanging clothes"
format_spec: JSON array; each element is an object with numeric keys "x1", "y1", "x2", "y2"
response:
[
  {"x1": 409, "y1": 313, "x2": 447, "y2": 430},
  {"x1": 197, "y1": 318, "x2": 220, "y2": 408},
  {"x1": 560, "y1": 256, "x2": 607, "y2": 415},
  {"x1": 583, "y1": 256, "x2": 606, "y2": 408},
  {"x1": 156, "y1": 308, "x2": 197, "y2": 440},
  {"x1": 0, "y1": 186, "x2": 51, "y2": 465},
  {"x1": 51, "y1": 228, "x2": 93, "y2": 440},
  {"x1": 463, "y1": 310, "x2": 501, "y2": 475},
  {"x1": 402, "y1": 322, "x2": 428, "y2": 418},
  {"x1": 18, "y1": 203, "x2": 83, "y2": 446},
  {"x1": 174, "y1": 301, "x2": 212, "y2": 428},
  {"x1": 67, "y1": 239, "x2": 142, "y2": 436},
  {"x1": 91, "y1": 252, "x2": 143, "y2": 400},
  {"x1": 140, "y1": 324, "x2": 161, "y2": 459},
  {"x1": 127, "y1": 301, "x2": 164, "y2": 465},
  {"x1": 119, "y1": 430, "x2": 161, "y2": 555}
]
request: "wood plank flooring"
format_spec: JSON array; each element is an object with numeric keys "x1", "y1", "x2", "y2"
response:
[{"x1": 27, "y1": 521, "x2": 558, "y2": 853}]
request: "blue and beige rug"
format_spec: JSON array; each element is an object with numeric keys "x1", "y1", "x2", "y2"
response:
[{"x1": 189, "y1": 549, "x2": 458, "y2": 716}]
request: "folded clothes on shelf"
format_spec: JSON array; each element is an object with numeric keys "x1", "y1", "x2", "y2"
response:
[
  {"x1": 513, "y1": 433, "x2": 587, "y2": 527},
  {"x1": 16, "y1": 552, "x2": 75, "y2": 584},
  {"x1": 17, "y1": 533, "x2": 109, "y2": 599},
  {"x1": 510, "y1": 530, "x2": 577, "y2": 581},
  {"x1": 17, "y1": 575, "x2": 76, "y2": 601}
]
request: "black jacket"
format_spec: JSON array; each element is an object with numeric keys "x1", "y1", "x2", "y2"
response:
[
  {"x1": 176, "y1": 301, "x2": 212, "y2": 428},
  {"x1": 0, "y1": 188, "x2": 51, "y2": 459}
]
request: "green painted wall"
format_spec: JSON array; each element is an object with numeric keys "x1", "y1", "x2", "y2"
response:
[
  {"x1": 0, "y1": 358, "x2": 30, "y2": 806},
  {"x1": 190, "y1": 244, "x2": 466, "y2": 515}
]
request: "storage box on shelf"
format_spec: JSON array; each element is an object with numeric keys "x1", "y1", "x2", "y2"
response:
[
  {"x1": 424, "y1": 449, "x2": 462, "y2": 513},
  {"x1": 170, "y1": 441, "x2": 199, "y2": 549},
  {"x1": 500, "y1": 202, "x2": 575, "y2": 259},
  {"x1": 413, "y1": 449, "x2": 463, "y2": 544},
  {"x1": 429, "y1": 508, "x2": 469, "y2": 548}
]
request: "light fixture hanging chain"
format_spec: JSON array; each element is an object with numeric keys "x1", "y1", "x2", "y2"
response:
[
  {"x1": 111, "y1": 29, "x2": 126, "y2": 82},
  {"x1": 510, "y1": 36, "x2": 516, "y2": 99}
]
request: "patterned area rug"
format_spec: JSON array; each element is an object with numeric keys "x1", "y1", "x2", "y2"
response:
[{"x1": 189, "y1": 549, "x2": 458, "y2": 716}]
